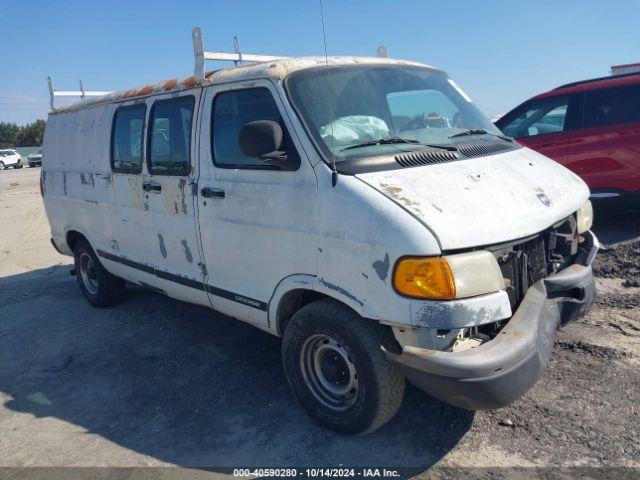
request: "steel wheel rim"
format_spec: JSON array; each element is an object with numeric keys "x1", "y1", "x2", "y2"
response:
[
  {"x1": 79, "y1": 253, "x2": 99, "y2": 295},
  {"x1": 300, "y1": 334, "x2": 359, "y2": 411}
]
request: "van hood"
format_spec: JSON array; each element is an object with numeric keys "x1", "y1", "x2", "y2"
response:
[{"x1": 356, "y1": 147, "x2": 590, "y2": 251}]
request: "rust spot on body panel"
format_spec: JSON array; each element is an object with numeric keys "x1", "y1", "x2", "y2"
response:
[
  {"x1": 198, "y1": 262, "x2": 208, "y2": 276},
  {"x1": 181, "y1": 239, "x2": 193, "y2": 263},
  {"x1": 372, "y1": 253, "x2": 390, "y2": 282},
  {"x1": 182, "y1": 76, "x2": 198, "y2": 88},
  {"x1": 80, "y1": 173, "x2": 95, "y2": 187},
  {"x1": 178, "y1": 179, "x2": 188, "y2": 214},
  {"x1": 157, "y1": 233, "x2": 167, "y2": 258},
  {"x1": 319, "y1": 278, "x2": 364, "y2": 307},
  {"x1": 163, "y1": 79, "x2": 178, "y2": 91},
  {"x1": 379, "y1": 182, "x2": 422, "y2": 214}
]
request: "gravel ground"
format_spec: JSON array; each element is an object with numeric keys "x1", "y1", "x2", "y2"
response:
[
  {"x1": 0, "y1": 168, "x2": 639, "y2": 475},
  {"x1": 593, "y1": 241, "x2": 640, "y2": 287}
]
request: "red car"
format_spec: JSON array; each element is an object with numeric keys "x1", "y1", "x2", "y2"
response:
[{"x1": 496, "y1": 69, "x2": 640, "y2": 208}]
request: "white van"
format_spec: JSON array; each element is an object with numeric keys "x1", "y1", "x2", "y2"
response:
[{"x1": 42, "y1": 33, "x2": 598, "y2": 434}]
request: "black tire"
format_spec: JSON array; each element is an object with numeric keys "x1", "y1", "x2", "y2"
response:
[
  {"x1": 73, "y1": 238, "x2": 125, "y2": 307},
  {"x1": 0, "y1": 161, "x2": 4, "y2": 170},
  {"x1": 282, "y1": 298, "x2": 405, "y2": 434}
]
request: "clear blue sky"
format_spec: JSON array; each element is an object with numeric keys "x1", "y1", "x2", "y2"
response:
[{"x1": 2, "y1": 0, "x2": 639, "y2": 124}]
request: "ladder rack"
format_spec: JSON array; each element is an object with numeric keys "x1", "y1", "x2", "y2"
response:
[
  {"x1": 192, "y1": 27, "x2": 287, "y2": 81},
  {"x1": 48, "y1": 28, "x2": 287, "y2": 109},
  {"x1": 47, "y1": 77, "x2": 113, "y2": 110}
]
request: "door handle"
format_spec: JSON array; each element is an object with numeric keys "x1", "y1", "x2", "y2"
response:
[
  {"x1": 200, "y1": 187, "x2": 225, "y2": 199},
  {"x1": 142, "y1": 182, "x2": 162, "y2": 192}
]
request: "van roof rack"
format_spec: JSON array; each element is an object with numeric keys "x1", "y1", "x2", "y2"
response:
[
  {"x1": 47, "y1": 27, "x2": 286, "y2": 110},
  {"x1": 47, "y1": 76, "x2": 113, "y2": 111},
  {"x1": 192, "y1": 27, "x2": 287, "y2": 81}
]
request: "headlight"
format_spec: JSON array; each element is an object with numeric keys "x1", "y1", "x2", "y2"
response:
[
  {"x1": 577, "y1": 200, "x2": 593, "y2": 234},
  {"x1": 393, "y1": 251, "x2": 505, "y2": 300}
]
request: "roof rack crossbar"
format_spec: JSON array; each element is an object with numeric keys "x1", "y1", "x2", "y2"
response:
[
  {"x1": 47, "y1": 76, "x2": 113, "y2": 110},
  {"x1": 192, "y1": 27, "x2": 287, "y2": 81}
]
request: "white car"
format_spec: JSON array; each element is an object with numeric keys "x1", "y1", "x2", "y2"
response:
[
  {"x1": 42, "y1": 53, "x2": 598, "y2": 434},
  {"x1": 28, "y1": 149, "x2": 43, "y2": 167},
  {"x1": 0, "y1": 149, "x2": 23, "y2": 169}
]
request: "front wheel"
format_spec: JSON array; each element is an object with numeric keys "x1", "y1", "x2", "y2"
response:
[
  {"x1": 73, "y1": 238, "x2": 125, "y2": 307},
  {"x1": 282, "y1": 299, "x2": 405, "y2": 434}
]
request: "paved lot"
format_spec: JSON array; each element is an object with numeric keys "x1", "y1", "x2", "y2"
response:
[{"x1": 1, "y1": 167, "x2": 639, "y2": 472}]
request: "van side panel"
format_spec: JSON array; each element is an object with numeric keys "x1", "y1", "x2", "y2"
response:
[
  {"x1": 312, "y1": 168, "x2": 444, "y2": 325},
  {"x1": 43, "y1": 105, "x2": 115, "y2": 257}
]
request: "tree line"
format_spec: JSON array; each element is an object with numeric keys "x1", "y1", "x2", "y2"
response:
[{"x1": 0, "y1": 120, "x2": 46, "y2": 149}]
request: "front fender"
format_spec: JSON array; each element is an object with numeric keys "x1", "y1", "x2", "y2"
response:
[{"x1": 268, "y1": 274, "x2": 379, "y2": 334}]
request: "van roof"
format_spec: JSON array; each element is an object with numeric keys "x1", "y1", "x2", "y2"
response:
[{"x1": 50, "y1": 56, "x2": 437, "y2": 114}]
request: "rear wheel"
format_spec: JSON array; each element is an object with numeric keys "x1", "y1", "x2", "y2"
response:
[
  {"x1": 14, "y1": 160, "x2": 22, "y2": 169},
  {"x1": 73, "y1": 238, "x2": 125, "y2": 307},
  {"x1": 0, "y1": 161, "x2": 5, "y2": 170},
  {"x1": 282, "y1": 298, "x2": 405, "y2": 434}
]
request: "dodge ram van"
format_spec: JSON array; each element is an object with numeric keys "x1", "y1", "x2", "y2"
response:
[{"x1": 42, "y1": 28, "x2": 598, "y2": 434}]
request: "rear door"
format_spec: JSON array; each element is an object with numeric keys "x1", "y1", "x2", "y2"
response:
[
  {"x1": 107, "y1": 101, "x2": 149, "y2": 278},
  {"x1": 564, "y1": 84, "x2": 640, "y2": 193},
  {"x1": 141, "y1": 91, "x2": 209, "y2": 305},
  {"x1": 105, "y1": 93, "x2": 208, "y2": 305}
]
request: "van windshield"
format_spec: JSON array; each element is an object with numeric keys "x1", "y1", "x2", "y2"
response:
[{"x1": 285, "y1": 65, "x2": 502, "y2": 163}]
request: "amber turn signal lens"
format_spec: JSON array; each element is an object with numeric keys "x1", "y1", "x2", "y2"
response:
[{"x1": 393, "y1": 257, "x2": 456, "y2": 300}]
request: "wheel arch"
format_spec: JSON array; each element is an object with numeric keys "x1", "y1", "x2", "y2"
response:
[
  {"x1": 275, "y1": 288, "x2": 329, "y2": 336},
  {"x1": 66, "y1": 229, "x2": 90, "y2": 252},
  {"x1": 270, "y1": 274, "x2": 379, "y2": 336}
]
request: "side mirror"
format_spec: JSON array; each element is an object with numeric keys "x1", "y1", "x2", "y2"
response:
[{"x1": 239, "y1": 120, "x2": 292, "y2": 169}]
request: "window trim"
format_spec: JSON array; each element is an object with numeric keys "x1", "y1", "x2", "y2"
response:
[
  {"x1": 497, "y1": 95, "x2": 580, "y2": 139},
  {"x1": 146, "y1": 95, "x2": 196, "y2": 177},
  {"x1": 210, "y1": 86, "x2": 300, "y2": 171},
  {"x1": 110, "y1": 103, "x2": 147, "y2": 174}
]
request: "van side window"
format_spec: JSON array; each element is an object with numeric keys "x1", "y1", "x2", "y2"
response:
[
  {"x1": 212, "y1": 88, "x2": 300, "y2": 169},
  {"x1": 498, "y1": 96, "x2": 570, "y2": 138},
  {"x1": 111, "y1": 104, "x2": 146, "y2": 173},
  {"x1": 583, "y1": 85, "x2": 640, "y2": 129},
  {"x1": 148, "y1": 96, "x2": 195, "y2": 176}
]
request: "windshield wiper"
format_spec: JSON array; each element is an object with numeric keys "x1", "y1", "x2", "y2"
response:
[
  {"x1": 341, "y1": 137, "x2": 457, "y2": 152},
  {"x1": 448, "y1": 128, "x2": 513, "y2": 142}
]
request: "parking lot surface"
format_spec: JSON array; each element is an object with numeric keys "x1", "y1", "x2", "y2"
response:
[{"x1": 1, "y1": 167, "x2": 639, "y2": 471}]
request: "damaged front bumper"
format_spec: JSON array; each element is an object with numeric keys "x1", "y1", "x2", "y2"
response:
[{"x1": 384, "y1": 231, "x2": 598, "y2": 410}]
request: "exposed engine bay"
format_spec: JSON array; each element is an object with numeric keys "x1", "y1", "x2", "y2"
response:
[{"x1": 394, "y1": 215, "x2": 588, "y2": 353}]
